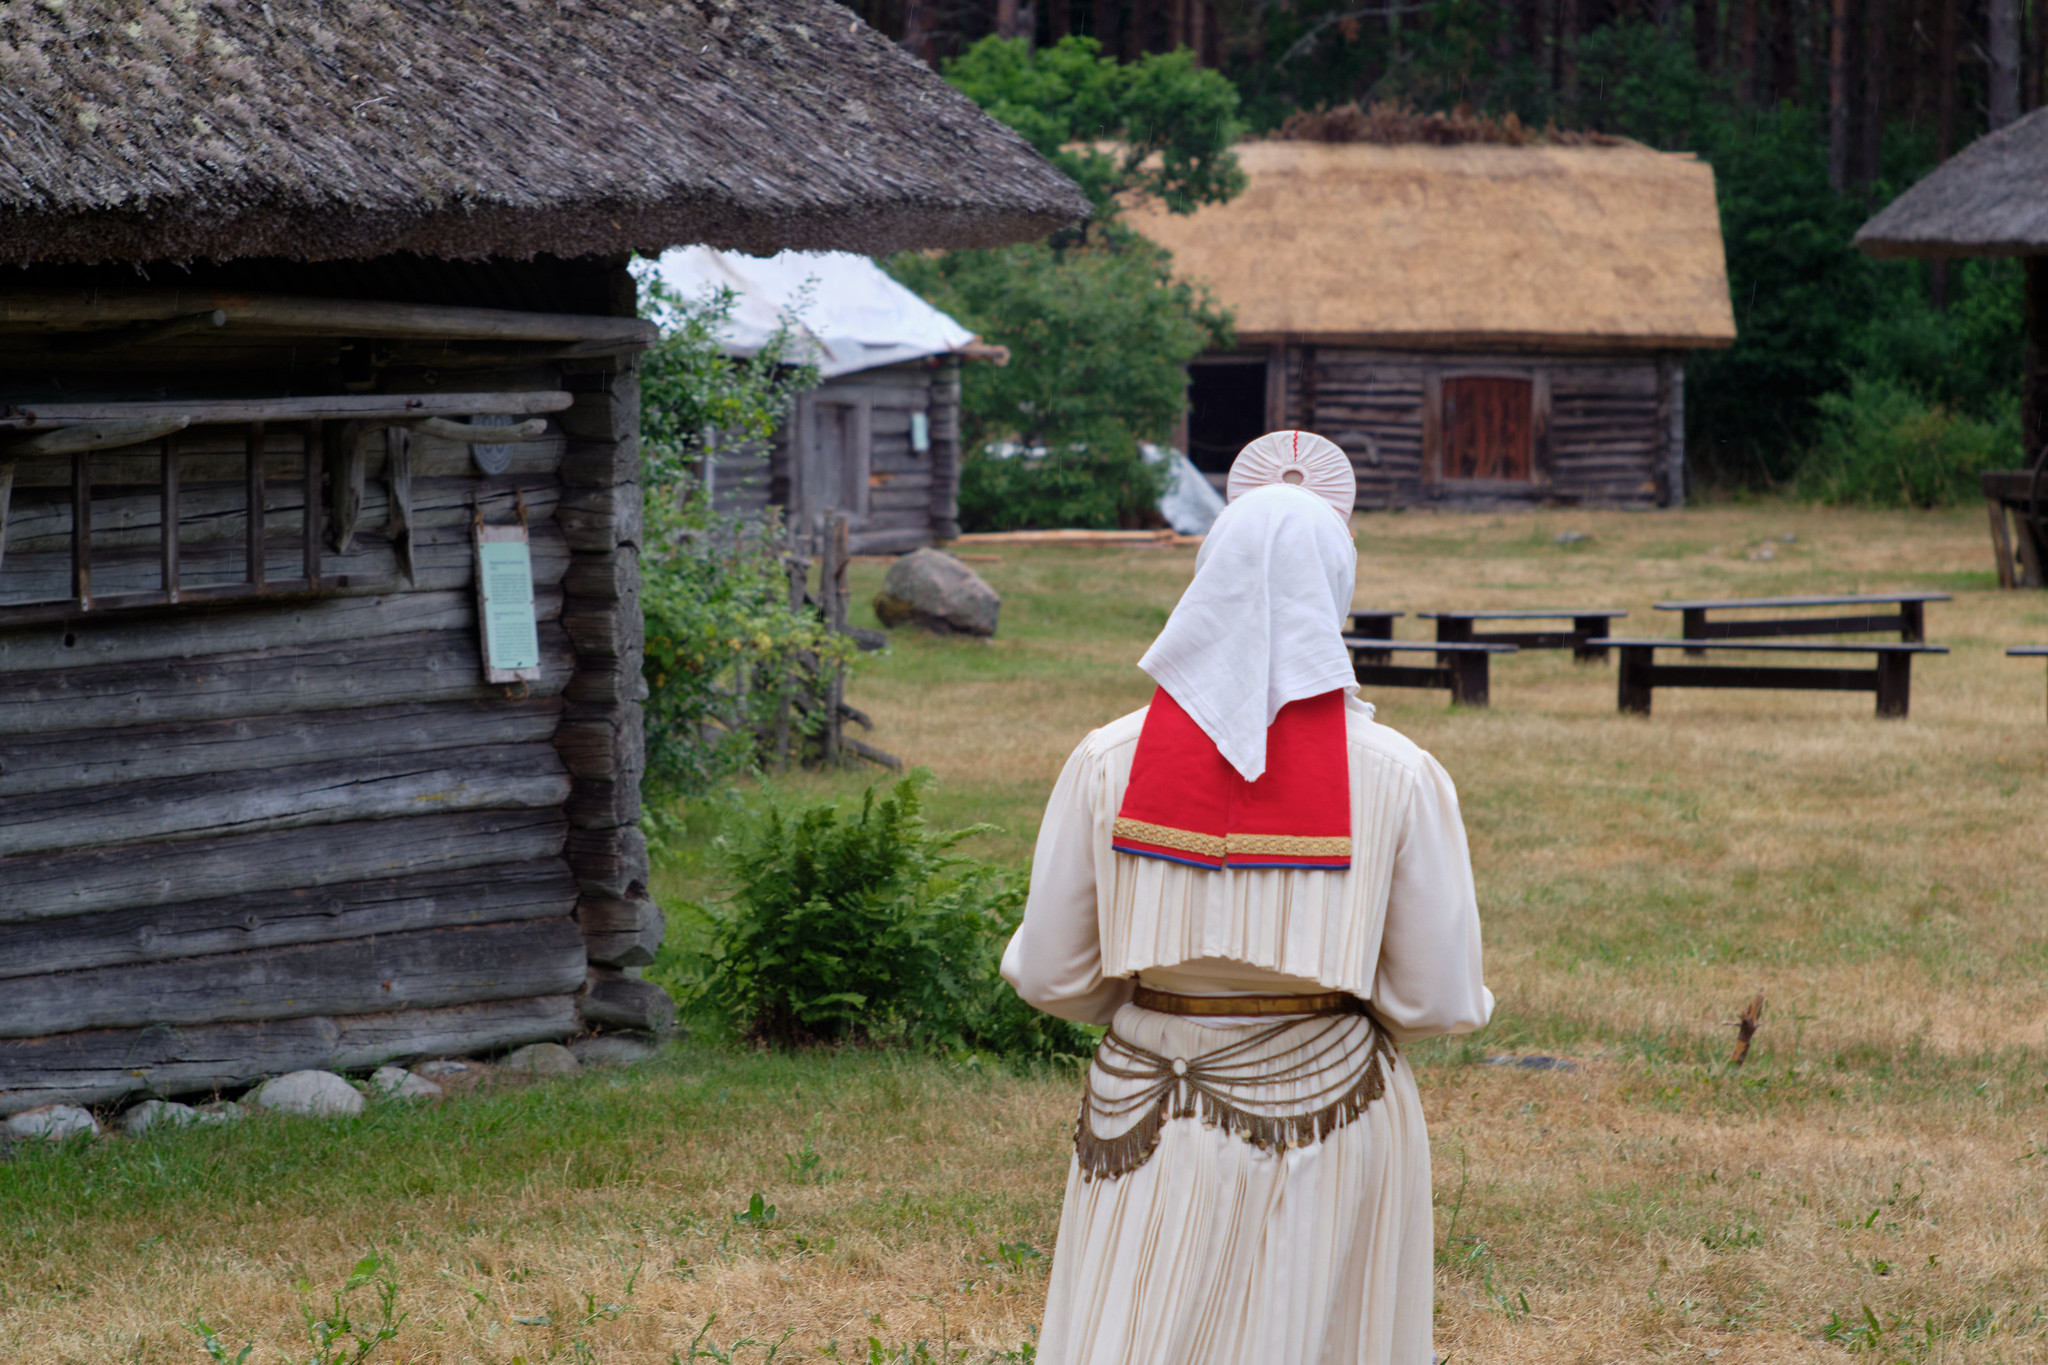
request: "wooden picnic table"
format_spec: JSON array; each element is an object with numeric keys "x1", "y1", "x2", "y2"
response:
[
  {"x1": 2012, "y1": 645, "x2": 2048, "y2": 719},
  {"x1": 1421, "y1": 608, "x2": 1629, "y2": 663},
  {"x1": 1654, "y1": 592, "x2": 1951, "y2": 656},
  {"x1": 1593, "y1": 638, "x2": 1948, "y2": 719},
  {"x1": 1344, "y1": 637, "x2": 1515, "y2": 708}
]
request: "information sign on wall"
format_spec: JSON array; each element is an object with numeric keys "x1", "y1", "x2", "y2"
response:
[{"x1": 474, "y1": 517, "x2": 541, "y2": 683}]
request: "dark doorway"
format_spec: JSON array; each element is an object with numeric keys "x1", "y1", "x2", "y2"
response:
[
  {"x1": 1187, "y1": 360, "x2": 1268, "y2": 474},
  {"x1": 1441, "y1": 376, "x2": 1533, "y2": 481}
]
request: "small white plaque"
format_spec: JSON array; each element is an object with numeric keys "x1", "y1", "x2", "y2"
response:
[
  {"x1": 477, "y1": 538, "x2": 540, "y2": 675},
  {"x1": 910, "y1": 411, "x2": 930, "y2": 453}
]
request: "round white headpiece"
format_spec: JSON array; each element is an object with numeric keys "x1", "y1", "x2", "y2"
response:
[{"x1": 1225, "y1": 430, "x2": 1355, "y2": 519}]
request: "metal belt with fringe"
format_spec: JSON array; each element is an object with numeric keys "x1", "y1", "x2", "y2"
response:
[{"x1": 1075, "y1": 991, "x2": 1398, "y2": 1181}]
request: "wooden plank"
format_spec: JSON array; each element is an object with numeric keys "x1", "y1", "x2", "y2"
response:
[
  {"x1": 7, "y1": 432, "x2": 564, "y2": 488},
  {"x1": 0, "y1": 698, "x2": 563, "y2": 799},
  {"x1": 246, "y1": 423, "x2": 267, "y2": 586},
  {"x1": 0, "y1": 809, "x2": 568, "y2": 922},
  {"x1": 0, "y1": 995, "x2": 579, "y2": 1117},
  {"x1": 0, "y1": 625, "x2": 573, "y2": 735},
  {"x1": 161, "y1": 432, "x2": 181, "y2": 598},
  {"x1": 0, "y1": 743, "x2": 569, "y2": 858},
  {"x1": 0, "y1": 390, "x2": 574, "y2": 428},
  {"x1": 0, "y1": 291, "x2": 653, "y2": 345},
  {"x1": 0, "y1": 860, "x2": 575, "y2": 980},
  {"x1": 0, "y1": 917, "x2": 587, "y2": 1040}
]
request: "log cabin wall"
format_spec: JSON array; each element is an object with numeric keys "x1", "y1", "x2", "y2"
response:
[
  {"x1": 0, "y1": 255, "x2": 656, "y2": 1118},
  {"x1": 1268, "y1": 346, "x2": 1685, "y2": 509},
  {"x1": 724, "y1": 356, "x2": 962, "y2": 553}
]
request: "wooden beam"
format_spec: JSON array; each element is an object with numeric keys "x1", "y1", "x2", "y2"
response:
[
  {"x1": 0, "y1": 995, "x2": 579, "y2": 1118},
  {"x1": 0, "y1": 860, "x2": 576, "y2": 981},
  {"x1": 245, "y1": 422, "x2": 266, "y2": 590},
  {"x1": 0, "y1": 809, "x2": 569, "y2": 922},
  {"x1": 0, "y1": 390, "x2": 572, "y2": 429},
  {"x1": 0, "y1": 416, "x2": 192, "y2": 457},
  {"x1": 410, "y1": 416, "x2": 551, "y2": 444},
  {"x1": 160, "y1": 432, "x2": 180, "y2": 600},
  {"x1": 0, "y1": 291, "x2": 656, "y2": 347},
  {"x1": 57, "y1": 308, "x2": 226, "y2": 353}
]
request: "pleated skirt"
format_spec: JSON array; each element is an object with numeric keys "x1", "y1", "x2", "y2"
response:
[{"x1": 1036, "y1": 1004, "x2": 1436, "y2": 1365}]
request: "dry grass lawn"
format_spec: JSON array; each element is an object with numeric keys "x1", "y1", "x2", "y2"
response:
[{"x1": 5, "y1": 503, "x2": 2046, "y2": 1364}]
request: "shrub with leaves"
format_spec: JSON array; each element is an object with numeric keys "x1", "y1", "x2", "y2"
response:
[
  {"x1": 677, "y1": 773, "x2": 1096, "y2": 1061},
  {"x1": 1797, "y1": 377, "x2": 2017, "y2": 509},
  {"x1": 636, "y1": 273, "x2": 845, "y2": 798}
]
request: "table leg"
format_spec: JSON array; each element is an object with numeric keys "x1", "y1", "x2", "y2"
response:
[
  {"x1": 1449, "y1": 651, "x2": 1490, "y2": 708},
  {"x1": 1618, "y1": 645, "x2": 1653, "y2": 715},
  {"x1": 1875, "y1": 652, "x2": 1912, "y2": 718},
  {"x1": 1572, "y1": 615, "x2": 1608, "y2": 664},
  {"x1": 1436, "y1": 617, "x2": 1472, "y2": 670},
  {"x1": 1900, "y1": 599, "x2": 1925, "y2": 644},
  {"x1": 1358, "y1": 616, "x2": 1392, "y2": 667},
  {"x1": 1682, "y1": 608, "x2": 1707, "y2": 657}
]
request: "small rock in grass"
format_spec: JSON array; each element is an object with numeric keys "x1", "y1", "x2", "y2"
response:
[
  {"x1": 368, "y1": 1066, "x2": 443, "y2": 1102},
  {"x1": 1485, "y1": 1054, "x2": 1579, "y2": 1072},
  {"x1": 250, "y1": 1070, "x2": 365, "y2": 1118},
  {"x1": 412, "y1": 1058, "x2": 473, "y2": 1079},
  {"x1": 193, "y1": 1101, "x2": 243, "y2": 1125},
  {"x1": 570, "y1": 1035, "x2": 657, "y2": 1068},
  {"x1": 5, "y1": 1104, "x2": 99, "y2": 1141},
  {"x1": 1779, "y1": 532, "x2": 1797, "y2": 543},
  {"x1": 501, "y1": 1043, "x2": 580, "y2": 1077},
  {"x1": 1745, "y1": 544, "x2": 1777, "y2": 561},
  {"x1": 1552, "y1": 530, "x2": 1589, "y2": 546},
  {"x1": 120, "y1": 1100, "x2": 199, "y2": 1135}
]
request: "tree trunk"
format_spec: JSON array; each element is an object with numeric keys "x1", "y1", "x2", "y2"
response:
[
  {"x1": 1991, "y1": 0, "x2": 2022, "y2": 127},
  {"x1": 1843, "y1": 0, "x2": 1859, "y2": 187},
  {"x1": 1696, "y1": 0, "x2": 1721, "y2": 73},
  {"x1": 1095, "y1": 0, "x2": 1121, "y2": 53},
  {"x1": 903, "y1": 0, "x2": 936, "y2": 64},
  {"x1": 1557, "y1": 0, "x2": 1580, "y2": 108},
  {"x1": 1737, "y1": 0, "x2": 1761, "y2": 99},
  {"x1": 1049, "y1": 0, "x2": 1070, "y2": 40},
  {"x1": 1933, "y1": 0, "x2": 1960, "y2": 310},
  {"x1": 1859, "y1": 0, "x2": 1884, "y2": 185},
  {"x1": 2026, "y1": 258, "x2": 2048, "y2": 465},
  {"x1": 1769, "y1": 0, "x2": 1799, "y2": 103}
]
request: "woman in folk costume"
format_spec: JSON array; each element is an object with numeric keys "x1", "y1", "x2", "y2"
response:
[{"x1": 1001, "y1": 431, "x2": 1493, "y2": 1365}]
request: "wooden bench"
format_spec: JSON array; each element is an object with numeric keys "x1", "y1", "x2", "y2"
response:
[
  {"x1": 1654, "y1": 592, "x2": 1951, "y2": 656},
  {"x1": 1347, "y1": 610, "x2": 1402, "y2": 665},
  {"x1": 2012, "y1": 645, "x2": 2048, "y2": 718},
  {"x1": 1344, "y1": 637, "x2": 1516, "y2": 708},
  {"x1": 1593, "y1": 639, "x2": 1948, "y2": 718},
  {"x1": 1421, "y1": 608, "x2": 1629, "y2": 663}
]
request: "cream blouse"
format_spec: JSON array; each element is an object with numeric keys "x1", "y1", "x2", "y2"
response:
[{"x1": 1001, "y1": 696, "x2": 1494, "y2": 1046}]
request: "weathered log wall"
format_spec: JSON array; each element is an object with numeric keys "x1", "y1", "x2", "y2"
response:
[
  {"x1": 1273, "y1": 347, "x2": 1684, "y2": 509},
  {"x1": 725, "y1": 357, "x2": 957, "y2": 554},
  {"x1": 0, "y1": 256, "x2": 657, "y2": 1117}
]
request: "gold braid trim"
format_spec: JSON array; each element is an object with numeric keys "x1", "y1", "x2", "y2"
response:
[
  {"x1": 1224, "y1": 831, "x2": 1352, "y2": 857},
  {"x1": 1074, "y1": 1012, "x2": 1398, "y2": 1182},
  {"x1": 1112, "y1": 820, "x2": 1352, "y2": 860},
  {"x1": 1112, "y1": 818, "x2": 1225, "y2": 858}
]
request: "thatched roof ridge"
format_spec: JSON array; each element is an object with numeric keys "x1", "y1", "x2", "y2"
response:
[
  {"x1": 1126, "y1": 142, "x2": 1735, "y2": 350},
  {"x1": 0, "y1": 0, "x2": 1090, "y2": 267},
  {"x1": 1855, "y1": 107, "x2": 2048, "y2": 258}
]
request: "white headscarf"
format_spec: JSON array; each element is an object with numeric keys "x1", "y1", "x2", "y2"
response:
[{"x1": 1137, "y1": 483, "x2": 1358, "y2": 782}]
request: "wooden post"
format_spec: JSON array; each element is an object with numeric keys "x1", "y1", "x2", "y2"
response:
[
  {"x1": 71, "y1": 449, "x2": 91, "y2": 608},
  {"x1": 1448, "y1": 652, "x2": 1491, "y2": 708},
  {"x1": 302, "y1": 422, "x2": 324, "y2": 586},
  {"x1": 2024, "y1": 258, "x2": 2048, "y2": 466},
  {"x1": 160, "y1": 432, "x2": 180, "y2": 601},
  {"x1": 1989, "y1": 498, "x2": 2018, "y2": 589},
  {"x1": 1573, "y1": 615, "x2": 1610, "y2": 664},
  {"x1": 245, "y1": 422, "x2": 267, "y2": 590}
]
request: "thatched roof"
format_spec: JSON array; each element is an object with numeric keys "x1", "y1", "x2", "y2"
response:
[
  {"x1": 0, "y1": 0, "x2": 1089, "y2": 267},
  {"x1": 1126, "y1": 141, "x2": 1736, "y2": 351},
  {"x1": 1855, "y1": 107, "x2": 2048, "y2": 258}
]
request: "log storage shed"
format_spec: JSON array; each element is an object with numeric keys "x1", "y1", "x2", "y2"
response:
[
  {"x1": 652, "y1": 247, "x2": 1005, "y2": 553},
  {"x1": 0, "y1": 0, "x2": 1086, "y2": 1117},
  {"x1": 1128, "y1": 140, "x2": 1737, "y2": 508}
]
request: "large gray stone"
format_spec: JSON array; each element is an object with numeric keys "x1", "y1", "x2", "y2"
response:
[
  {"x1": 5, "y1": 1104, "x2": 98, "y2": 1141},
  {"x1": 570, "y1": 1035, "x2": 658, "y2": 1068},
  {"x1": 368, "y1": 1066, "x2": 443, "y2": 1102},
  {"x1": 250, "y1": 1070, "x2": 365, "y2": 1118},
  {"x1": 502, "y1": 1043, "x2": 581, "y2": 1077},
  {"x1": 120, "y1": 1100, "x2": 199, "y2": 1135},
  {"x1": 872, "y1": 548, "x2": 1000, "y2": 637}
]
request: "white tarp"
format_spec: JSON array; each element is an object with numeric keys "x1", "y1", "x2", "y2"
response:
[{"x1": 648, "y1": 246, "x2": 979, "y2": 379}]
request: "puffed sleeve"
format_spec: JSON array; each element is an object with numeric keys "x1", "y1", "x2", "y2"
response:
[
  {"x1": 1371, "y1": 751, "x2": 1494, "y2": 1045},
  {"x1": 1001, "y1": 733, "x2": 1136, "y2": 1025}
]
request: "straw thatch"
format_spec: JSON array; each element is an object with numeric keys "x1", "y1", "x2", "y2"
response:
[
  {"x1": 1272, "y1": 101, "x2": 1625, "y2": 148},
  {"x1": 0, "y1": 0, "x2": 1089, "y2": 267},
  {"x1": 1855, "y1": 106, "x2": 2048, "y2": 258},
  {"x1": 1125, "y1": 141, "x2": 1736, "y2": 350}
]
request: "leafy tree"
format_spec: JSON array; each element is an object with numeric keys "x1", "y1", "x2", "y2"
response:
[{"x1": 886, "y1": 35, "x2": 1241, "y2": 529}]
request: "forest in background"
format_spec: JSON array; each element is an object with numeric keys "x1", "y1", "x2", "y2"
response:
[{"x1": 850, "y1": 0, "x2": 2034, "y2": 499}]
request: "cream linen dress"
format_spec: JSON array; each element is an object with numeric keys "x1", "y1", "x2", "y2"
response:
[{"x1": 1001, "y1": 694, "x2": 1493, "y2": 1365}]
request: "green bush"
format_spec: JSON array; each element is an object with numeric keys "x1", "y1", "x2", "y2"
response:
[
  {"x1": 1797, "y1": 378, "x2": 2017, "y2": 508},
  {"x1": 957, "y1": 441, "x2": 1168, "y2": 531},
  {"x1": 674, "y1": 773, "x2": 1097, "y2": 1062}
]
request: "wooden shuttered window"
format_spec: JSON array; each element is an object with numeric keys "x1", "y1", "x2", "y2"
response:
[{"x1": 1441, "y1": 375, "x2": 1534, "y2": 482}]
